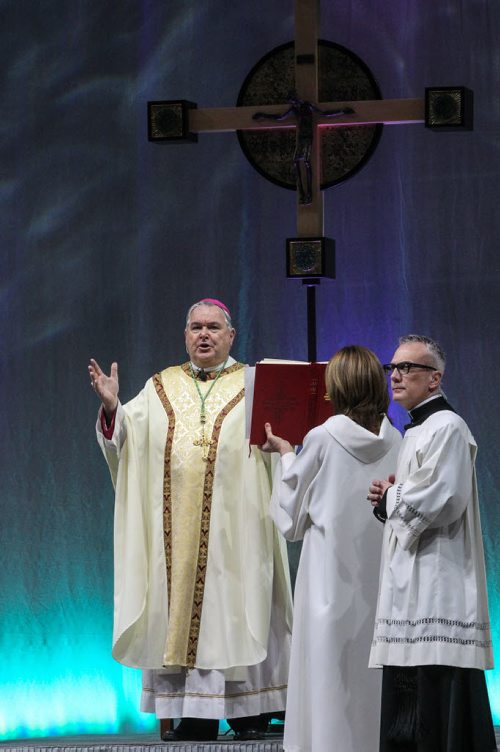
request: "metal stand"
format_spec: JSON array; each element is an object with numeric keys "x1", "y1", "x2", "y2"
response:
[{"x1": 303, "y1": 278, "x2": 320, "y2": 362}]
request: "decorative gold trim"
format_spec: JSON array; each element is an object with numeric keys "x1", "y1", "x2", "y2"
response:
[
  {"x1": 153, "y1": 366, "x2": 246, "y2": 668},
  {"x1": 185, "y1": 387, "x2": 245, "y2": 667},
  {"x1": 180, "y1": 360, "x2": 245, "y2": 379},
  {"x1": 153, "y1": 373, "x2": 175, "y2": 604}
]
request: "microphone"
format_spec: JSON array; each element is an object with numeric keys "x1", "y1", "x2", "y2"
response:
[{"x1": 198, "y1": 369, "x2": 208, "y2": 381}]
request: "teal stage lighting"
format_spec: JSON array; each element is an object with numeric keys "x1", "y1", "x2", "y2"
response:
[{"x1": 0, "y1": 631, "x2": 157, "y2": 740}]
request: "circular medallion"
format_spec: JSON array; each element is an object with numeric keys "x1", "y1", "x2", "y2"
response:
[{"x1": 237, "y1": 40, "x2": 383, "y2": 190}]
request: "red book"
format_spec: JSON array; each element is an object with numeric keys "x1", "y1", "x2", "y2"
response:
[{"x1": 249, "y1": 360, "x2": 332, "y2": 445}]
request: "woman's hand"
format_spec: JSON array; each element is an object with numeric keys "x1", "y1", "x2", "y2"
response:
[{"x1": 260, "y1": 422, "x2": 294, "y2": 456}]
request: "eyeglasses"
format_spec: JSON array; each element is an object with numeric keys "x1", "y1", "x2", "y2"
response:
[{"x1": 383, "y1": 362, "x2": 438, "y2": 376}]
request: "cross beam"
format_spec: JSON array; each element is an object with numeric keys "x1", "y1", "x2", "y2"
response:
[{"x1": 187, "y1": 99, "x2": 425, "y2": 133}]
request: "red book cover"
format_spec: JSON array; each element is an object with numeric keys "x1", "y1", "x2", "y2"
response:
[{"x1": 249, "y1": 361, "x2": 332, "y2": 445}]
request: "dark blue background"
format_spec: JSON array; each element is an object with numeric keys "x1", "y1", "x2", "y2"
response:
[{"x1": 1, "y1": 0, "x2": 499, "y2": 736}]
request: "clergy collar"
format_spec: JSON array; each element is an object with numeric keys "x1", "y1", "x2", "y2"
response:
[
  {"x1": 190, "y1": 356, "x2": 235, "y2": 380},
  {"x1": 405, "y1": 394, "x2": 455, "y2": 431}
]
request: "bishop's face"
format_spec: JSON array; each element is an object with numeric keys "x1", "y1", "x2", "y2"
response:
[
  {"x1": 185, "y1": 305, "x2": 235, "y2": 369},
  {"x1": 389, "y1": 342, "x2": 442, "y2": 410}
]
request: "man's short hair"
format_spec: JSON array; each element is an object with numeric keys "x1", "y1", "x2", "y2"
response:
[
  {"x1": 186, "y1": 300, "x2": 233, "y2": 329},
  {"x1": 399, "y1": 334, "x2": 446, "y2": 372}
]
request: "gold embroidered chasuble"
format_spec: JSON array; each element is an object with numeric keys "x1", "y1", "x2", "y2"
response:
[
  {"x1": 97, "y1": 360, "x2": 292, "y2": 671},
  {"x1": 154, "y1": 362, "x2": 245, "y2": 668}
]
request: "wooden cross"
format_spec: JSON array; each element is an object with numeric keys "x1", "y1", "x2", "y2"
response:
[
  {"x1": 148, "y1": 0, "x2": 427, "y2": 361},
  {"x1": 149, "y1": 1, "x2": 472, "y2": 361},
  {"x1": 149, "y1": 0, "x2": 424, "y2": 241}
]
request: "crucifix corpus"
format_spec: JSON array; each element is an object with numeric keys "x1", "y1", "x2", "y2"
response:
[{"x1": 148, "y1": 0, "x2": 473, "y2": 361}]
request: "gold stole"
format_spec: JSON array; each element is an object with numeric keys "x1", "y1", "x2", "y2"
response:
[{"x1": 153, "y1": 362, "x2": 244, "y2": 667}]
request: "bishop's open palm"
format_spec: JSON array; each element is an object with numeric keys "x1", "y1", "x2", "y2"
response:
[{"x1": 88, "y1": 358, "x2": 119, "y2": 414}]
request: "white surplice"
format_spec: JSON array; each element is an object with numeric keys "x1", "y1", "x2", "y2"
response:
[
  {"x1": 96, "y1": 362, "x2": 292, "y2": 719},
  {"x1": 270, "y1": 415, "x2": 402, "y2": 752},
  {"x1": 370, "y1": 410, "x2": 494, "y2": 670}
]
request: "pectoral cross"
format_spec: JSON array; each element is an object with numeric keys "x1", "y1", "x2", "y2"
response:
[{"x1": 193, "y1": 429, "x2": 213, "y2": 462}]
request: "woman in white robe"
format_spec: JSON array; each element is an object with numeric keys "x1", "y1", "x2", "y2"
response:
[{"x1": 262, "y1": 345, "x2": 402, "y2": 752}]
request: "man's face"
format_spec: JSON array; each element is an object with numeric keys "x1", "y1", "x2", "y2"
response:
[
  {"x1": 185, "y1": 305, "x2": 235, "y2": 369},
  {"x1": 388, "y1": 341, "x2": 442, "y2": 410}
]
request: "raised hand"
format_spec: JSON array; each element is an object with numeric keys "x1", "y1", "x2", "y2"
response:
[{"x1": 88, "y1": 358, "x2": 119, "y2": 416}]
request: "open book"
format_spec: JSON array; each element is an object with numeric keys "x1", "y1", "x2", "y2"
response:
[{"x1": 246, "y1": 359, "x2": 332, "y2": 445}]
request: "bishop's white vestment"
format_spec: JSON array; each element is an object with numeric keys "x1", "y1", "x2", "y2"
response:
[
  {"x1": 270, "y1": 414, "x2": 402, "y2": 752},
  {"x1": 96, "y1": 361, "x2": 292, "y2": 720}
]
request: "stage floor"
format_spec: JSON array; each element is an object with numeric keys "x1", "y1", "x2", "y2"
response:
[
  {"x1": 0, "y1": 733, "x2": 283, "y2": 752},
  {"x1": 1, "y1": 730, "x2": 498, "y2": 751}
]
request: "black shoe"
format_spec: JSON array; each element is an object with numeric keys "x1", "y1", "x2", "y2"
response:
[
  {"x1": 233, "y1": 728, "x2": 266, "y2": 741},
  {"x1": 161, "y1": 729, "x2": 181, "y2": 742},
  {"x1": 161, "y1": 718, "x2": 219, "y2": 742}
]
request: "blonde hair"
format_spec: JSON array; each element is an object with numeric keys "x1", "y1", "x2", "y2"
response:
[{"x1": 325, "y1": 345, "x2": 389, "y2": 433}]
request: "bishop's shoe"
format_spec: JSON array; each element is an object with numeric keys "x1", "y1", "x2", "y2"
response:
[{"x1": 161, "y1": 717, "x2": 219, "y2": 742}]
